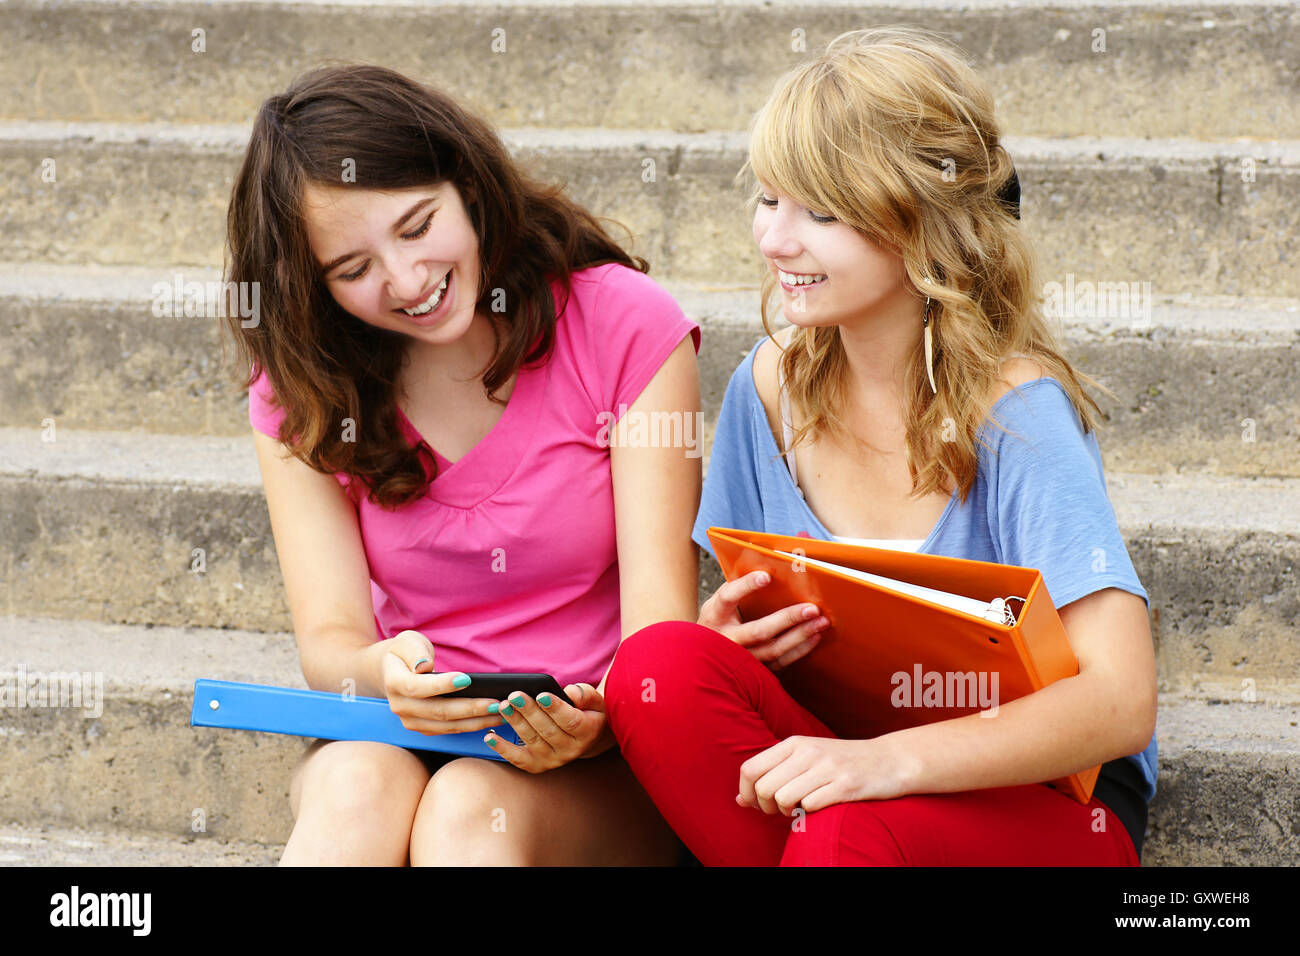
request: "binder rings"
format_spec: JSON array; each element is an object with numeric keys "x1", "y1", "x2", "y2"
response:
[
  {"x1": 190, "y1": 679, "x2": 514, "y2": 760},
  {"x1": 706, "y1": 527, "x2": 1100, "y2": 803}
]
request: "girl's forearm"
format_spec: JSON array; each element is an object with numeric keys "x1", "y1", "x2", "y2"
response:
[
  {"x1": 297, "y1": 626, "x2": 390, "y2": 699},
  {"x1": 595, "y1": 564, "x2": 698, "y2": 730},
  {"x1": 884, "y1": 671, "x2": 1151, "y2": 796},
  {"x1": 602, "y1": 542, "x2": 701, "y2": 697},
  {"x1": 602, "y1": 606, "x2": 699, "y2": 697}
]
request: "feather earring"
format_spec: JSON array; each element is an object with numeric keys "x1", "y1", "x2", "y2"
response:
[{"x1": 922, "y1": 295, "x2": 937, "y2": 394}]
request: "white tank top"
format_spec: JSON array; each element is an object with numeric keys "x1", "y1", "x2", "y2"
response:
[{"x1": 777, "y1": 357, "x2": 926, "y2": 554}]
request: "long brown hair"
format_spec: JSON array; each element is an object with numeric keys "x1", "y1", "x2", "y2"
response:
[
  {"x1": 740, "y1": 27, "x2": 1110, "y2": 505},
  {"x1": 221, "y1": 63, "x2": 646, "y2": 509}
]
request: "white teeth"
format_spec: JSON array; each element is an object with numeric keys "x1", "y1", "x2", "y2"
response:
[
  {"x1": 402, "y1": 272, "x2": 450, "y2": 315},
  {"x1": 779, "y1": 270, "x2": 828, "y2": 286}
]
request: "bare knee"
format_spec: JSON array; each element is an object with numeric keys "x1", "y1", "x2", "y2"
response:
[
  {"x1": 290, "y1": 740, "x2": 429, "y2": 821},
  {"x1": 280, "y1": 741, "x2": 436, "y2": 866},
  {"x1": 289, "y1": 739, "x2": 330, "y2": 820},
  {"x1": 410, "y1": 758, "x2": 530, "y2": 865}
]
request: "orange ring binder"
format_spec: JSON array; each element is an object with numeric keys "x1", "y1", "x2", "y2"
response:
[{"x1": 706, "y1": 526, "x2": 1101, "y2": 804}]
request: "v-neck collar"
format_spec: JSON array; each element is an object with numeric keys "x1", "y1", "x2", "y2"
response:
[
  {"x1": 393, "y1": 357, "x2": 546, "y2": 510},
  {"x1": 390, "y1": 279, "x2": 562, "y2": 510}
]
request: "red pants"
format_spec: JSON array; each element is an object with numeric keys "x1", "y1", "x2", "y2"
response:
[{"x1": 605, "y1": 621, "x2": 1139, "y2": 866}]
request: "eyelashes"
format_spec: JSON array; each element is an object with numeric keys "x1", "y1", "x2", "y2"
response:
[
  {"x1": 757, "y1": 195, "x2": 837, "y2": 224},
  {"x1": 336, "y1": 212, "x2": 436, "y2": 281},
  {"x1": 403, "y1": 213, "x2": 434, "y2": 241}
]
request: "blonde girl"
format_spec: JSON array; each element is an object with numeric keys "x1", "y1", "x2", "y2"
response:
[{"x1": 604, "y1": 27, "x2": 1157, "y2": 866}]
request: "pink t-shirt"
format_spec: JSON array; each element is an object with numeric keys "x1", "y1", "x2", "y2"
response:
[{"x1": 249, "y1": 263, "x2": 701, "y2": 688}]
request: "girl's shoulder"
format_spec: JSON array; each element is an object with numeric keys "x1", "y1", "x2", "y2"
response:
[
  {"x1": 988, "y1": 354, "x2": 1050, "y2": 406},
  {"x1": 553, "y1": 262, "x2": 700, "y2": 416},
  {"x1": 563, "y1": 260, "x2": 657, "y2": 299},
  {"x1": 554, "y1": 262, "x2": 692, "y2": 336}
]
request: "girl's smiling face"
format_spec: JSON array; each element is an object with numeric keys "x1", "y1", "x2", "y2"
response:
[
  {"x1": 304, "y1": 180, "x2": 482, "y2": 347},
  {"x1": 751, "y1": 180, "x2": 913, "y2": 330}
]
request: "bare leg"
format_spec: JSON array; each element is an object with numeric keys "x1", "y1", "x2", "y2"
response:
[
  {"x1": 409, "y1": 750, "x2": 680, "y2": 866},
  {"x1": 279, "y1": 739, "x2": 432, "y2": 866}
]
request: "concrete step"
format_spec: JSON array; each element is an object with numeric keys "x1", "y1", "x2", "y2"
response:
[
  {"x1": 1141, "y1": 690, "x2": 1300, "y2": 866},
  {"x1": 5, "y1": 1, "x2": 1298, "y2": 139},
  {"x1": 0, "y1": 426, "x2": 1297, "y2": 682},
  {"x1": 3, "y1": 123, "x2": 1297, "y2": 295},
  {"x1": 3, "y1": 263, "x2": 1297, "y2": 475},
  {"x1": 0, "y1": 822, "x2": 281, "y2": 867},
  {"x1": 0, "y1": 616, "x2": 303, "y2": 846},
  {"x1": 0, "y1": 614, "x2": 1296, "y2": 864}
]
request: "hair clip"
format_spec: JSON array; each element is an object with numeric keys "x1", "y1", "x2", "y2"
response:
[{"x1": 996, "y1": 166, "x2": 1021, "y2": 220}]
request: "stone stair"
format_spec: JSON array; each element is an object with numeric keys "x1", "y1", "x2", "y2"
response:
[{"x1": 1, "y1": 0, "x2": 1297, "y2": 865}]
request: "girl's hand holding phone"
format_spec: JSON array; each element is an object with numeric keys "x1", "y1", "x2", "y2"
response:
[
  {"x1": 698, "y1": 571, "x2": 830, "y2": 672},
  {"x1": 382, "y1": 629, "x2": 506, "y2": 735},
  {"x1": 485, "y1": 683, "x2": 615, "y2": 773}
]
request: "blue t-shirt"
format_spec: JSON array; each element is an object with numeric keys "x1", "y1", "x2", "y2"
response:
[{"x1": 692, "y1": 338, "x2": 1158, "y2": 804}]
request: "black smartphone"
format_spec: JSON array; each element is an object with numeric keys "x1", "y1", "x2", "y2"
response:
[{"x1": 441, "y1": 673, "x2": 574, "y2": 707}]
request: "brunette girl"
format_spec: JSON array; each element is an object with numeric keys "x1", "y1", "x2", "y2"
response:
[{"x1": 222, "y1": 64, "x2": 700, "y2": 865}]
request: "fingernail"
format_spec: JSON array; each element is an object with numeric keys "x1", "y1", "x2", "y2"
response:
[
  {"x1": 487, "y1": 702, "x2": 499, "y2": 714},
  {"x1": 816, "y1": 616, "x2": 829, "y2": 628},
  {"x1": 538, "y1": 694, "x2": 552, "y2": 707},
  {"x1": 500, "y1": 703, "x2": 514, "y2": 716},
  {"x1": 803, "y1": 605, "x2": 818, "y2": 619},
  {"x1": 452, "y1": 674, "x2": 471, "y2": 688},
  {"x1": 757, "y1": 572, "x2": 770, "y2": 586},
  {"x1": 485, "y1": 736, "x2": 498, "y2": 748},
  {"x1": 413, "y1": 657, "x2": 431, "y2": 669},
  {"x1": 510, "y1": 694, "x2": 527, "y2": 708}
]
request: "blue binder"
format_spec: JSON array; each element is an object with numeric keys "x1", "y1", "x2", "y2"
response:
[{"x1": 190, "y1": 679, "x2": 514, "y2": 759}]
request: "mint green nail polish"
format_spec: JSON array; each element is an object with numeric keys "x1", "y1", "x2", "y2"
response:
[
  {"x1": 487, "y1": 702, "x2": 499, "y2": 714},
  {"x1": 500, "y1": 703, "x2": 513, "y2": 716},
  {"x1": 486, "y1": 736, "x2": 498, "y2": 748},
  {"x1": 538, "y1": 693, "x2": 552, "y2": 707},
  {"x1": 510, "y1": 694, "x2": 527, "y2": 707},
  {"x1": 452, "y1": 674, "x2": 471, "y2": 689}
]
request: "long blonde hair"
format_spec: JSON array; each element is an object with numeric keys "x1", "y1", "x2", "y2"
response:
[{"x1": 739, "y1": 26, "x2": 1110, "y2": 504}]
